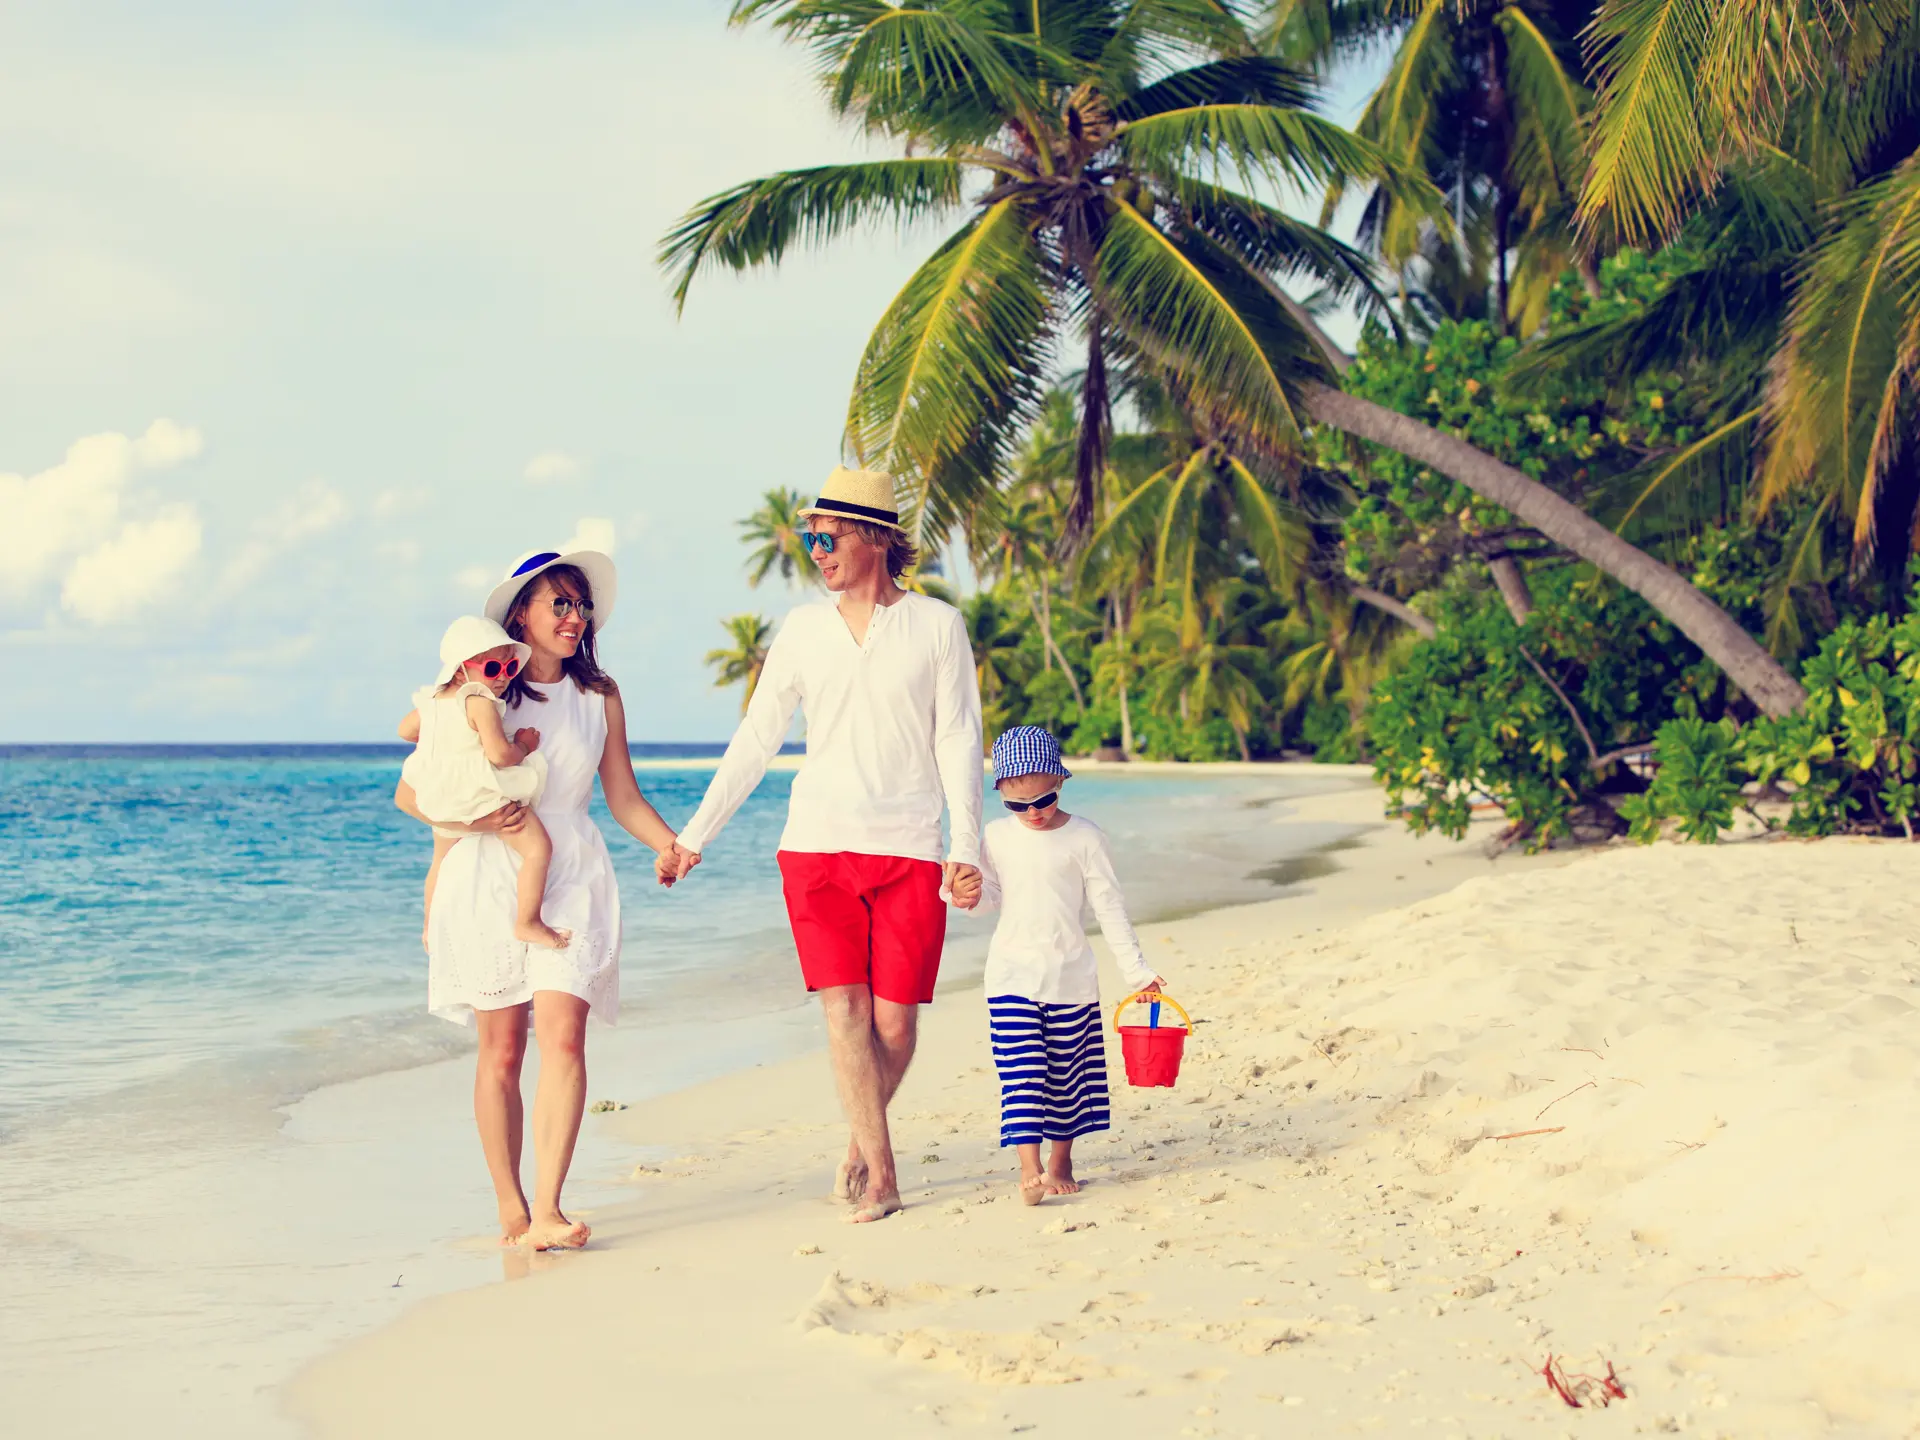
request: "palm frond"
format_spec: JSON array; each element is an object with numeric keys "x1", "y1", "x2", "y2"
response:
[
  {"x1": 1115, "y1": 56, "x2": 1318, "y2": 119},
  {"x1": 847, "y1": 196, "x2": 1054, "y2": 543},
  {"x1": 1092, "y1": 201, "x2": 1328, "y2": 456},
  {"x1": 1121, "y1": 101, "x2": 1440, "y2": 209},
  {"x1": 1224, "y1": 454, "x2": 1309, "y2": 594},
  {"x1": 660, "y1": 159, "x2": 970, "y2": 312},
  {"x1": 1759, "y1": 153, "x2": 1920, "y2": 564},
  {"x1": 1495, "y1": 5, "x2": 1588, "y2": 221}
]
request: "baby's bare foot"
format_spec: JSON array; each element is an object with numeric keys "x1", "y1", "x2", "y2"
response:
[
  {"x1": 515, "y1": 920, "x2": 571, "y2": 950},
  {"x1": 521, "y1": 1213, "x2": 590, "y2": 1250}
]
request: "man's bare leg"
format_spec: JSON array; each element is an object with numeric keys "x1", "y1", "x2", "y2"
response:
[
  {"x1": 836, "y1": 997, "x2": 918, "y2": 1203},
  {"x1": 524, "y1": 990, "x2": 591, "y2": 1250},
  {"x1": 819, "y1": 985, "x2": 907, "y2": 1222},
  {"x1": 473, "y1": 1003, "x2": 531, "y2": 1244}
]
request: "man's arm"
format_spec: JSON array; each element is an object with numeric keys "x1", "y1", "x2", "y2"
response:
[
  {"x1": 674, "y1": 618, "x2": 805, "y2": 860},
  {"x1": 931, "y1": 606, "x2": 985, "y2": 872}
]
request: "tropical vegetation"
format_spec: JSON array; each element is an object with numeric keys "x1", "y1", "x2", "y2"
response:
[{"x1": 687, "y1": 0, "x2": 1920, "y2": 848}]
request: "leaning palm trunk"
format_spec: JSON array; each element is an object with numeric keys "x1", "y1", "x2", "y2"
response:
[{"x1": 1302, "y1": 383, "x2": 1809, "y2": 717}]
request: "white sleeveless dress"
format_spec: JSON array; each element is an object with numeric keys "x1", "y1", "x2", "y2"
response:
[{"x1": 425, "y1": 676, "x2": 623, "y2": 1025}]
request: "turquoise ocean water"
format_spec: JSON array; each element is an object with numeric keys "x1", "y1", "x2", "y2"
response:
[{"x1": 0, "y1": 745, "x2": 1367, "y2": 1437}]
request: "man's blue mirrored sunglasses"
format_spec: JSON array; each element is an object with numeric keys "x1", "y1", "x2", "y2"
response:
[{"x1": 801, "y1": 532, "x2": 838, "y2": 555}]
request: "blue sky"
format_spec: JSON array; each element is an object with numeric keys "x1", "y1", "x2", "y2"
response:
[{"x1": 0, "y1": 1, "x2": 1377, "y2": 743}]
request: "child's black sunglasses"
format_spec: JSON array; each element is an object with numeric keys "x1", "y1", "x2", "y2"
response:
[{"x1": 1002, "y1": 791, "x2": 1059, "y2": 814}]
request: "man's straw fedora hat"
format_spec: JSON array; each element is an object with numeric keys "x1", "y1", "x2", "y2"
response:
[{"x1": 796, "y1": 466, "x2": 905, "y2": 532}]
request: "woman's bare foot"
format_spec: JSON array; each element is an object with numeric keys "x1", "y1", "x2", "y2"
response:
[
  {"x1": 845, "y1": 1192, "x2": 903, "y2": 1224},
  {"x1": 1018, "y1": 1174, "x2": 1047, "y2": 1206},
  {"x1": 521, "y1": 1212, "x2": 590, "y2": 1250},
  {"x1": 515, "y1": 920, "x2": 572, "y2": 950},
  {"x1": 498, "y1": 1204, "x2": 532, "y2": 1247}
]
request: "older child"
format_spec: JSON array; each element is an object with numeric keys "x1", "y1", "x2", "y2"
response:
[
  {"x1": 950, "y1": 726, "x2": 1165, "y2": 1204},
  {"x1": 398, "y1": 615, "x2": 569, "y2": 951}
]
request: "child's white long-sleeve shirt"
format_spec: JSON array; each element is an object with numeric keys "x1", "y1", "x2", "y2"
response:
[{"x1": 972, "y1": 814, "x2": 1158, "y2": 1004}]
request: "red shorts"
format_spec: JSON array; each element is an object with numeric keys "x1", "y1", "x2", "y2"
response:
[{"x1": 776, "y1": 851, "x2": 948, "y2": 1005}]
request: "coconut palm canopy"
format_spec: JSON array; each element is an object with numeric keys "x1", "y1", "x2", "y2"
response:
[
  {"x1": 662, "y1": 0, "x2": 1432, "y2": 546},
  {"x1": 664, "y1": 0, "x2": 1812, "y2": 718}
]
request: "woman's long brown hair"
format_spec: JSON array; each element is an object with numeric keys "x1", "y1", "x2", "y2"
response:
[{"x1": 500, "y1": 564, "x2": 616, "y2": 706}]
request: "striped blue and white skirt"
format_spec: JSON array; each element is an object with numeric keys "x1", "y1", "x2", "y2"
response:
[{"x1": 987, "y1": 995, "x2": 1111, "y2": 1146}]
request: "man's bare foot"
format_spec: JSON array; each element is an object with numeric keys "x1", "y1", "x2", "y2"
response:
[
  {"x1": 845, "y1": 1192, "x2": 903, "y2": 1224},
  {"x1": 832, "y1": 1159, "x2": 868, "y2": 1203},
  {"x1": 515, "y1": 920, "x2": 572, "y2": 950},
  {"x1": 1019, "y1": 1174, "x2": 1047, "y2": 1206},
  {"x1": 1043, "y1": 1171, "x2": 1081, "y2": 1196},
  {"x1": 521, "y1": 1213, "x2": 590, "y2": 1250},
  {"x1": 498, "y1": 1203, "x2": 532, "y2": 1247}
]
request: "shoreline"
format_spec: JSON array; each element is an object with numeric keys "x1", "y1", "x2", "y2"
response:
[{"x1": 283, "y1": 785, "x2": 1568, "y2": 1435}]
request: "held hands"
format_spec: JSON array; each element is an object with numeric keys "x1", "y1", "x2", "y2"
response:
[
  {"x1": 514, "y1": 727, "x2": 541, "y2": 753},
  {"x1": 654, "y1": 841, "x2": 702, "y2": 888},
  {"x1": 943, "y1": 861, "x2": 983, "y2": 911}
]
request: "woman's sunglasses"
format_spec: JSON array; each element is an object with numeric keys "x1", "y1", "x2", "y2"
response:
[
  {"x1": 467, "y1": 657, "x2": 521, "y2": 680},
  {"x1": 548, "y1": 596, "x2": 594, "y2": 620},
  {"x1": 801, "y1": 532, "x2": 838, "y2": 555},
  {"x1": 1003, "y1": 791, "x2": 1059, "y2": 814}
]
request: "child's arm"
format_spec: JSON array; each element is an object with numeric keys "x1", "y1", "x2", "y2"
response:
[
  {"x1": 465, "y1": 693, "x2": 529, "y2": 768},
  {"x1": 397, "y1": 709, "x2": 421, "y2": 743},
  {"x1": 1081, "y1": 828, "x2": 1163, "y2": 994}
]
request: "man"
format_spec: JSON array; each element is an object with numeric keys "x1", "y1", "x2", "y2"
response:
[{"x1": 659, "y1": 466, "x2": 983, "y2": 1223}]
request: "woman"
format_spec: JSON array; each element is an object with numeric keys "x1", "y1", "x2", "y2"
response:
[{"x1": 395, "y1": 546, "x2": 679, "y2": 1250}]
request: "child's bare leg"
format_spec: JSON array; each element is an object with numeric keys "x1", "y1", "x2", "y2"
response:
[
  {"x1": 423, "y1": 834, "x2": 458, "y2": 951},
  {"x1": 501, "y1": 815, "x2": 570, "y2": 950},
  {"x1": 1044, "y1": 1138, "x2": 1080, "y2": 1195},
  {"x1": 1015, "y1": 1141, "x2": 1046, "y2": 1205}
]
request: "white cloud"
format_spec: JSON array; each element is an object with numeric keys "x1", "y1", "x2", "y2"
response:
[
  {"x1": 217, "y1": 481, "x2": 350, "y2": 595},
  {"x1": 523, "y1": 451, "x2": 581, "y2": 484},
  {"x1": 62, "y1": 506, "x2": 203, "y2": 623},
  {"x1": 559, "y1": 516, "x2": 616, "y2": 556},
  {"x1": 454, "y1": 564, "x2": 493, "y2": 591},
  {"x1": 372, "y1": 487, "x2": 429, "y2": 518},
  {"x1": 0, "y1": 419, "x2": 203, "y2": 597}
]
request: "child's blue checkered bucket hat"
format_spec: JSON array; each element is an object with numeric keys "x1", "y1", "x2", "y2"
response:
[{"x1": 991, "y1": 726, "x2": 1073, "y2": 790}]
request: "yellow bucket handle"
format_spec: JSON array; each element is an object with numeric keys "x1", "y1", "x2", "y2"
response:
[{"x1": 1112, "y1": 990, "x2": 1192, "y2": 1033}]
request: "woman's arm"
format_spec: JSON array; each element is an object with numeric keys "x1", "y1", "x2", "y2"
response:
[
  {"x1": 394, "y1": 779, "x2": 527, "y2": 836},
  {"x1": 598, "y1": 685, "x2": 680, "y2": 853}
]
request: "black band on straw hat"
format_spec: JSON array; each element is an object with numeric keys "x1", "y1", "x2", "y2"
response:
[{"x1": 808, "y1": 496, "x2": 900, "y2": 525}]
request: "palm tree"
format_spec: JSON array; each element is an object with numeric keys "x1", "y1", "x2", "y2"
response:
[
  {"x1": 739, "y1": 486, "x2": 818, "y2": 589},
  {"x1": 664, "y1": 0, "x2": 1806, "y2": 717},
  {"x1": 705, "y1": 612, "x2": 775, "y2": 713},
  {"x1": 1317, "y1": 0, "x2": 1595, "y2": 334},
  {"x1": 961, "y1": 591, "x2": 1030, "y2": 732},
  {"x1": 1138, "y1": 579, "x2": 1274, "y2": 759}
]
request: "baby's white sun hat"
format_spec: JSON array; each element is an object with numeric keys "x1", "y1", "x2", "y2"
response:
[
  {"x1": 437, "y1": 616, "x2": 530, "y2": 686},
  {"x1": 483, "y1": 547, "x2": 618, "y2": 633}
]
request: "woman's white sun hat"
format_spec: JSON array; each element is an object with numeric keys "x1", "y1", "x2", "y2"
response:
[
  {"x1": 437, "y1": 616, "x2": 531, "y2": 686},
  {"x1": 796, "y1": 466, "x2": 905, "y2": 532},
  {"x1": 483, "y1": 547, "x2": 618, "y2": 633}
]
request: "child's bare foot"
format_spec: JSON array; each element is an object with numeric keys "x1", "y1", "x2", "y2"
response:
[
  {"x1": 1043, "y1": 1167, "x2": 1081, "y2": 1196},
  {"x1": 498, "y1": 1203, "x2": 532, "y2": 1247},
  {"x1": 515, "y1": 920, "x2": 571, "y2": 950},
  {"x1": 521, "y1": 1212, "x2": 590, "y2": 1250},
  {"x1": 1018, "y1": 1174, "x2": 1047, "y2": 1206}
]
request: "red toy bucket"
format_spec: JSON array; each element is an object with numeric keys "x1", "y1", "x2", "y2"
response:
[{"x1": 1114, "y1": 991, "x2": 1192, "y2": 1088}]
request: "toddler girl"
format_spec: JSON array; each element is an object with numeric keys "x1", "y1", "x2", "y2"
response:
[
  {"x1": 950, "y1": 726, "x2": 1165, "y2": 1205},
  {"x1": 398, "y1": 615, "x2": 569, "y2": 951}
]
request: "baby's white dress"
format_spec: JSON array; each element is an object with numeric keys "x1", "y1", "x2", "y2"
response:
[{"x1": 400, "y1": 681, "x2": 546, "y2": 826}]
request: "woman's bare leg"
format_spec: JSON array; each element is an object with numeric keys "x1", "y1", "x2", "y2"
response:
[
  {"x1": 524, "y1": 989, "x2": 591, "y2": 1250},
  {"x1": 422, "y1": 834, "x2": 458, "y2": 952},
  {"x1": 501, "y1": 817, "x2": 569, "y2": 950},
  {"x1": 473, "y1": 1004, "x2": 531, "y2": 1244}
]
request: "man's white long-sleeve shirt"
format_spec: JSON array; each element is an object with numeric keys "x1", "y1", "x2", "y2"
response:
[
  {"x1": 972, "y1": 814, "x2": 1159, "y2": 1005},
  {"x1": 677, "y1": 591, "x2": 984, "y2": 866}
]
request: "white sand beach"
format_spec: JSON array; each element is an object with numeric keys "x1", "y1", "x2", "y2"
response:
[{"x1": 286, "y1": 787, "x2": 1920, "y2": 1437}]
